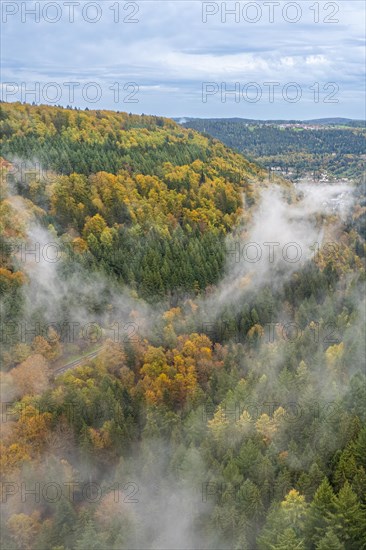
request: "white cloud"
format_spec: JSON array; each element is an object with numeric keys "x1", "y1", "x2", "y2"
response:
[{"x1": 1, "y1": 0, "x2": 364, "y2": 118}]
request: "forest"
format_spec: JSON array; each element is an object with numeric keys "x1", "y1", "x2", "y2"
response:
[
  {"x1": 181, "y1": 118, "x2": 366, "y2": 181},
  {"x1": 0, "y1": 102, "x2": 365, "y2": 550}
]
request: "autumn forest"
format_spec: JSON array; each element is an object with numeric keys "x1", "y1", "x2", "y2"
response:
[{"x1": 0, "y1": 101, "x2": 365, "y2": 550}]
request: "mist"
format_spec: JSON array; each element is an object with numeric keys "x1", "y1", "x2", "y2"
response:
[{"x1": 200, "y1": 182, "x2": 356, "y2": 321}]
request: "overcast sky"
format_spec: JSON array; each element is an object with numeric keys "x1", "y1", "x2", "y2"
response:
[{"x1": 1, "y1": 0, "x2": 365, "y2": 119}]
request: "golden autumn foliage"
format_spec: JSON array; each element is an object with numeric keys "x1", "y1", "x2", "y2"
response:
[
  {"x1": 88, "y1": 424, "x2": 112, "y2": 450},
  {"x1": 0, "y1": 267, "x2": 26, "y2": 291},
  {"x1": 207, "y1": 405, "x2": 230, "y2": 440},
  {"x1": 138, "y1": 333, "x2": 221, "y2": 408},
  {"x1": 325, "y1": 342, "x2": 345, "y2": 377},
  {"x1": 1, "y1": 405, "x2": 53, "y2": 473},
  {"x1": 0, "y1": 442, "x2": 31, "y2": 473},
  {"x1": 0, "y1": 103, "x2": 275, "y2": 248},
  {"x1": 247, "y1": 323, "x2": 265, "y2": 342},
  {"x1": 14, "y1": 405, "x2": 52, "y2": 455}
]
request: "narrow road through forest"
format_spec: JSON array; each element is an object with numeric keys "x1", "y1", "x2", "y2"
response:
[{"x1": 54, "y1": 347, "x2": 104, "y2": 375}]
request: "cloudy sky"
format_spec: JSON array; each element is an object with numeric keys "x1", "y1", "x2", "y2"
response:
[{"x1": 1, "y1": 0, "x2": 365, "y2": 118}]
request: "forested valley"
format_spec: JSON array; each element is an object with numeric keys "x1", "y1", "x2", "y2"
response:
[
  {"x1": 181, "y1": 118, "x2": 366, "y2": 181},
  {"x1": 0, "y1": 102, "x2": 365, "y2": 550}
]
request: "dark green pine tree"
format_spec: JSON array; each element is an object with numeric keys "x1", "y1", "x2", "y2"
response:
[
  {"x1": 297, "y1": 462, "x2": 325, "y2": 501},
  {"x1": 306, "y1": 477, "x2": 337, "y2": 547},
  {"x1": 333, "y1": 447, "x2": 359, "y2": 491},
  {"x1": 316, "y1": 528, "x2": 345, "y2": 550},
  {"x1": 273, "y1": 528, "x2": 305, "y2": 550},
  {"x1": 250, "y1": 308, "x2": 260, "y2": 325},
  {"x1": 329, "y1": 481, "x2": 366, "y2": 549}
]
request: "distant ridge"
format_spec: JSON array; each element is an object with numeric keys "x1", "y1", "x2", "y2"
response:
[
  {"x1": 180, "y1": 116, "x2": 366, "y2": 180},
  {"x1": 304, "y1": 117, "x2": 365, "y2": 125},
  {"x1": 175, "y1": 117, "x2": 365, "y2": 127}
]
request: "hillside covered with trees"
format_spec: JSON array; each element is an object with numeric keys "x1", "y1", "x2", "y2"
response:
[
  {"x1": 0, "y1": 102, "x2": 279, "y2": 303},
  {"x1": 181, "y1": 118, "x2": 366, "y2": 181},
  {"x1": 0, "y1": 102, "x2": 365, "y2": 550}
]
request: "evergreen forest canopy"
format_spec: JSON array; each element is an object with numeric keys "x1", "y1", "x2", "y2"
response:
[
  {"x1": 0, "y1": 102, "x2": 365, "y2": 550},
  {"x1": 181, "y1": 117, "x2": 366, "y2": 181}
]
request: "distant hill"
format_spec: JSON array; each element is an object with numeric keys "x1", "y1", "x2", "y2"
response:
[
  {"x1": 304, "y1": 117, "x2": 365, "y2": 127},
  {"x1": 175, "y1": 117, "x2": 365, "y2": 128},
  {"x1": 180, "y1": 117, "x2": 366, "y2": 180}
]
